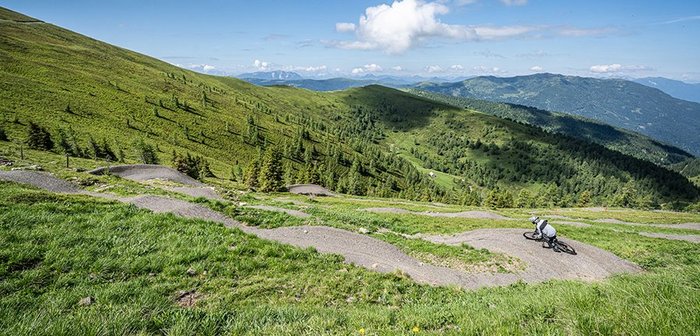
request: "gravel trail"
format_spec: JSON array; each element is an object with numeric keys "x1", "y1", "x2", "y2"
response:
[
  {"x1": 1, "y1": 170, "x2": 642, "y2": 289},
  {"x1": 639, "y1": 232, "x2": 700, "y2": 243},
  {"x1": 287, "y1": 184, "x2": 334, "y2": 196},
  {"x1": 89, "y1": 165, "x2": 205, "y2": 186},
  {"x1": 423, "y1": 229, "x2": 642, "y2": 282}
]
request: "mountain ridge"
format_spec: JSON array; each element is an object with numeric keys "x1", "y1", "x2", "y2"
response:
[{"x1": 414, "y1": 73, "x2": 700, "y2": 156}]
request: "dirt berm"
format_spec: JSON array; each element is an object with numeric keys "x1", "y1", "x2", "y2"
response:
[{"x1": 89, "y1": 164, "x2": 204, "y2": 186}]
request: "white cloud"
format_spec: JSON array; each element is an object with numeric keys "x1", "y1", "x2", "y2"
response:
[
  {"x1": 530, "y1": 65, "x2": 543, "y2": 72},
  {"x1": 331, "y1": 0, "x2": 538, "y2": 54},
  {"x1": 294, "y1": 65, "x2": 327, "y2": 73},
  {"x1": 352, "y1": 63, "x2": 383, "y2": 74},
  {"x1": 186, "y1": 64, "x2": 218, "y2": 73},
  {"x1": 253, "y1": 59, "x2": 270, "y2": 71},
  {"x1": 392, "y1": 66, "x2": 404, "y2": 71},
  {"x1": 472, "y1": 65, "x2": 505, "y2": 74},
  {"x1": 450, "y1": 64, "x2": 464, "y2": 70},
  {"x1": 336, "y1": 22, "x2": 357, "y2": 32},
  {"x1": 425, "y1": 65, "x2": 444, "y2": 73},
  {"x1": 500, "y1": 0, "x2": 527, "y2": 5},
  {"x1": 589, "y1": 64, "x2": 653, "y2": 73}
]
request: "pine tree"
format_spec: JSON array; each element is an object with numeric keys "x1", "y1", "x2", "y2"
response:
[
  {"x1": 134, "y1": 139, "x2": 159, "y2": 164},
  {"x1": 258, "y1": 147, "x2": 284, "y2": 192},
  {"x1": 244, "y1": 156, "x2": 261, "y2": 189},
  {"x1": 26, "y1": 122, "x2": 53, "y2": 150}
]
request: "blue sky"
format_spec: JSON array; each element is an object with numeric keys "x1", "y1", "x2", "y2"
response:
[{"x1": 2, "y1": 0, "x2": 699, "y2": 81}]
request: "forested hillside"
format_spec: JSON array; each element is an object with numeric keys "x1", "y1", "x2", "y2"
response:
[
  {"x1": 0, "y1": 7, "x2": 697, "y2": 208},
  {"x1": 414, "y1": 73, "x2": 700, "y2": 156},
  {"x1": 407, "y1": 89, "x2": 693, "y2": 165}
]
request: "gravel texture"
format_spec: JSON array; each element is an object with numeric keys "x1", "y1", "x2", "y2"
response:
[
  {"x1": 0, "y1": 171, "x2": 80, "y2": 193},
  {"x1": 639, "y1": 232, "x2": 700, "y2": 243},
  {"x1": 89, "y1": 165, "x2": 205, "y2": 186},
  {"x1": 287, "y1": 184, "x2": 334, "y2": 196},
  {"x1": 423, "y1": 229, "x2": 642, "y2": 283}
]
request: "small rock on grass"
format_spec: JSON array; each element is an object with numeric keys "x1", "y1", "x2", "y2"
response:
[{"x1": 78, "y1": 296, "x2": 94, "y2": 306}]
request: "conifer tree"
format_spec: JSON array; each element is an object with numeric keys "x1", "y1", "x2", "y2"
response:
[
  {"x1": 26, "y1": 122, "x2": 53, "y2": 150},
  {"x1": 258, "y1": 147, "x2": 284, "y2": 192},
  {"x1": 245, "y1": 156, "x2": 261, "y2": 189}
]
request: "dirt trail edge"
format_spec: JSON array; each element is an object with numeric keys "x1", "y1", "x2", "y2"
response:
[
  {"x1": 0, "y1": 171, "x2": 642, "y2": 289},
  {"x1": 89, "y1": 165, "x2": 223, "y2": 200}
]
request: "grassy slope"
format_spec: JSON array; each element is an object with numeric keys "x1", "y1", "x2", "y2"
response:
[
  {"x1": 0, "y1": 6, "x2": 697, "y2": 207},
  {"x1": 1, "y1": 181, "x2": 700, "y2": 335}
]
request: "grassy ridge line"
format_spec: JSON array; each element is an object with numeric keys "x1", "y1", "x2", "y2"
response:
[{"x1": 1, "y1": 181, "x2": 700, "y2": 334}]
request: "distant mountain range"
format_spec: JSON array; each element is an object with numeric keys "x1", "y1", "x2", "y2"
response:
[
  {"x1": 236, "y1": 72, "x2": 470, "y2": 91},
  {"x1": 633, "y1": 77, "x2": 700, "y2": 103},
  {"x1": 414, "y1": 73, "x2": 700, "y2": 156},
  {"x1": 238, "y1": 70, "x2": 303, "y2": 80}
]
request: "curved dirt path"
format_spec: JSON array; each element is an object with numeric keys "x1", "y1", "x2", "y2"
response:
[
  {"x1": 364, "y1": 207, "x2": 514, "y2": 220},
  {"x1": 0, "y1": 171, "x2": 642, "y2": 289},
  {"x1": 89, "y1": 165, "x2": 222, "y2": 200},
  {"x1": 595, "y1": 218, "x2": 700, "y2": 231},
  {"x1": 287, "y1": 184, "x2": 334, "y2": 196},
  {"x1": 639, "y1": 232, "x2": 700, "y2": 243},
  {"x1": 423, "y1": 229, "x2": 642, "y2": 282},
  {"x1": 89, "y1": 165, "x2": 204, "y2": 186}
]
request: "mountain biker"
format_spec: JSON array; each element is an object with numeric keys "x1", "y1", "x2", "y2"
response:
[{"x1": 529, "y1": 216, "x2": 560, "y2": 252}]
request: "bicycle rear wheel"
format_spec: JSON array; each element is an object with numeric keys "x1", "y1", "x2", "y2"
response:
[
  {"x1": 523, "y1": 232, "x2": 538, "y2": 240},
  {"x1": 555, "y1": 241, "x2": 577, "y2": 255}
]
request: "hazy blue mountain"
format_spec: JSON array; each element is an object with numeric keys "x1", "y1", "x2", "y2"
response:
[
  {"x1": 414, "y1": 73, "x2": 700, "y2": 155},
  {"x1": 633, "y1": 77, "x2": 700, "y2": 103},
  {"x1": 237, "y1": 71, "x2": 303, "y2": 80}
]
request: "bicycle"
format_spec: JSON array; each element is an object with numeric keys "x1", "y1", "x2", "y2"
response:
[{"x1": 523, "y1": 232, "x2": 577, "y2": 255}]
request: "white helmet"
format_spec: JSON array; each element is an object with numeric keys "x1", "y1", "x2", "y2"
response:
[{"x1": 529, "y1": 216, "x2": 539, "y2": 223}]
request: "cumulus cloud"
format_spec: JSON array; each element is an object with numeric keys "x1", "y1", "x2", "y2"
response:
[
  {"x1": 336, "y1": 22, "x2": 357, "y2": 32},
  {"x1": 530, "y1": 65, "x2": 543, "y2": 72},
  {"x1": 450, "y1": 64, "x2": 464, "y2": 70},
  {"x1": 294, "y1": 65, "x2": 327, "y2": 73},
  {"x1": 186, "y1": 64, "x2": 217, "y2": 73},
  {"x1": 425, "y1": 65, "x2": 444, "y2": 73},
  {"x1": 352, "y1": 63, "x2": 383, "y2": 74},
  {"x1": 500, "y1": 0, "x2": 527, "y2": 6},
  {"x1": 589, "y1": 64, "x2": 653, "y2": 73},
  {"x1": 391, "y1": 65, "x2": 404, "y2": 71},
  {"x1": 253, "y1": 59, "x2": 270, "y2": 71},
  {"x1": 331, "y1": 0, "x2": 539, "y2": 54},
  {"x1": 472, "y1": 65, "x2": 505, "y2": 74}
]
